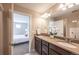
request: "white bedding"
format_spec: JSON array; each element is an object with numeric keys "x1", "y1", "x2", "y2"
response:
[{"x1": 12, "y1": 35, "x2": 29, "y2": 44}]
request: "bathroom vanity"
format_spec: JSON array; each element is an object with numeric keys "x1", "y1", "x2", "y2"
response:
[
  {"x1": 35, "y1": 35, "x2": 79, "y2": 55},
  {"x1": 35, "y1": 10, "x2": 79, "y2": 55}
]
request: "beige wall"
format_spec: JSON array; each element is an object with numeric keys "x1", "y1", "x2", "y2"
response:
[
  {"x1": 3, "y1": 4, "x2": 12, "y2": 55},
  {"x1": 14, "y1": 4, "x2": 48, "y2": 52},
  {"x1": 0, "y1": 11, "x2": 3, "y2": 54},
  {"x1": 1, "y1": 3, "x2": 54, "y2": 54}
]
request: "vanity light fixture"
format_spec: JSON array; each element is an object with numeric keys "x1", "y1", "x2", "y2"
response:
[
  {"x1": 72, "y1": 20, "x2": 77, "y2": 23},
  {"x1": 67, "y1": 4, "x2": 74, "y2": 8},
  {"x1": 41, "y1": 13, "x2": 51, "y2": 18},
  {"x1": 62, "y1": 7, "x2": 67, "y2": 11},
  {"x1": 59, "y1": 4, "x2": 65, "y2": 9},
  {"x1": 59, "y1": 3, "x2": 77, "y2": 11},
  {"x1": 59, "y1": 3, "x2": 67, "y2": 11}
]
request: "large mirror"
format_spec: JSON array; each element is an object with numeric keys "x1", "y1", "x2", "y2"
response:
[
  {"x1": 48, "y1": 18, "x2": 64, "y2": 37},
  {"x1": 66, "y1": 18, "x2": 79, "y2": 39},
  {"x1": 48, "y1": 15, "x2": 79, "y2": 39}
]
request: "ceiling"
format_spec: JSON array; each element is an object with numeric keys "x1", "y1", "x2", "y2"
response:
[
  {"x1": 52, "y1": 4, "x2": 79, "y2": 17},
  {"x1": 15, "y1": 3, "x2": 55, "y2": 13},
  {"x1": 15, "y1": 3, "x2": 79, "y2": 17}
]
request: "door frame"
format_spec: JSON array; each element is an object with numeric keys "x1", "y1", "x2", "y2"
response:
[{"x1": 10, "y1": 10, "x2": 32, "y2": 54}]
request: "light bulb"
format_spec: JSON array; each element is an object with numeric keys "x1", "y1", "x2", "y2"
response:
[
  {"x1": 68, "y1": 4, "x2": 74, "y2": 8},
  {"x1": 59, "y1": 4, "x2": 64, "y2": 8},
  {"x1": 72, "y1": 20, "x2": 77, "y2": 23},
  {"x1": 62, "y1": 7, "x2": 67, "y2": 11}
]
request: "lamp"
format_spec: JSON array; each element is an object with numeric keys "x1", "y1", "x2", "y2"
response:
[{"x1": 41, "y1": 13, "x2": 51, "y2": 18}]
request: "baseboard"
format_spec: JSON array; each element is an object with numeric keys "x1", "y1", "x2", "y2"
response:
[{"x1": 12, "y1": 41, "x2": 29, "y2": 46}]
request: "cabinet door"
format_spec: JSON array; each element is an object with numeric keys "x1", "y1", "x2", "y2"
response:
[
  {"x1": 42, "y1": 45, "x2": 48, "y2": 55},
  {"x1": 49, "y1": 49, "x2": 59, "y2": 55},
  {"x1": 35, "y1": 37, "x2": 42, "y2": 54},
  {"x1": 42, "y1": 51, "x2": 48, "y2": 55},
  {"x1": 42, "y1": 40, "x2": 49, "y2": 55},
  {"x1": 42, "y1": 40, "x2": 48, "y2": 46}
]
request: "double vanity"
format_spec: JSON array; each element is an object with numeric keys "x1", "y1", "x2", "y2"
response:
[
  {"x1": 35, "y1": 35, "x2": 79, "y2": 55},
  {"x1": 34, "y1": 3, "x2": 79, "y2": 55}
]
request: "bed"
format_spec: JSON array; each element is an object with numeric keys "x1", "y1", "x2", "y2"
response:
[{"x1": 12, "y1": 35, "x2": 29, "y2": 44}]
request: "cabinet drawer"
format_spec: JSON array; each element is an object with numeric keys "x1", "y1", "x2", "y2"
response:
[
  {"x1": 49, "y1": 44, "x2": 74, "y2": 55},
  {"x1": 42, "y1": 40, "x2": 48, "y2": 46},
  {"x1": 35, "y1": 37, "x2": 42, "y2": 54}
]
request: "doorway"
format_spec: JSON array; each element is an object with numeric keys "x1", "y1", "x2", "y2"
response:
[{"x1": 11, "y1": 12, "x2": 30, "y2": 55}]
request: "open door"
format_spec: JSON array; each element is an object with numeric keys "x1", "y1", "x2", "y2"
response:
[{"x1": 11, "y1": 12, "x2": 30, "y2": 55}]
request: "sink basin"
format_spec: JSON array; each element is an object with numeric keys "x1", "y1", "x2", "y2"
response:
[{"x1": 57, "y1": 42, "x2": 77, "y2": 48}]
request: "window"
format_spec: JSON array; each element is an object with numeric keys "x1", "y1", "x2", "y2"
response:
[{"x1": 13, "y1": 13, "x2": 29, "y2": 36}]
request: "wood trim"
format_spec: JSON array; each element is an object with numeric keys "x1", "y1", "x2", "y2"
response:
[{"x1": 0, "y1": 4, "x2": 4, "y2": 11}]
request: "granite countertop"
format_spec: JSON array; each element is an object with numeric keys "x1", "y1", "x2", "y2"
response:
[{"x1": 35, "y1": 35, "x2": 79, "y2": 55}]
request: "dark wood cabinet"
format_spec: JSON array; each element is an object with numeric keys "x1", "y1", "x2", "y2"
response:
[
  {"x1": 49, "y1": 49, "x2": 59, "y2": 55},
  {"x1": 35, "y1": 36, "x2": 76, "y2": 55},
  {"x1": 35, "y1": 37, "x2": 42, "y2": 54},
  {"x1": 49, "y1": 43, "x2": 74, "y2": 55},
  {"x1": 42, "y1": 40, "x2": 49, "y2": 46},
  {"x1": 42, "y1": 40, "x2": 49, "y2": 55}
]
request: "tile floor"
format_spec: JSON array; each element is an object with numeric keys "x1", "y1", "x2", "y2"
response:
[
  {"x1": 11, "y1": 42, "x2": 39, "y2": 55},
  {"x1": 25, "y1": 51, "x2": 39, "y2": 55}
]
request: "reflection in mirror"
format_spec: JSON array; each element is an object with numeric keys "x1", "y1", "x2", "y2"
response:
[
  {"x1": 48, "y1": 5, "x2": 79, "y2": 39},
  {"x1": 48, "y1": 18, "x2": 64, "y2": 37},
  {"x1": 66, "y1": 18, "x2": 79, "y2": 39}
]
